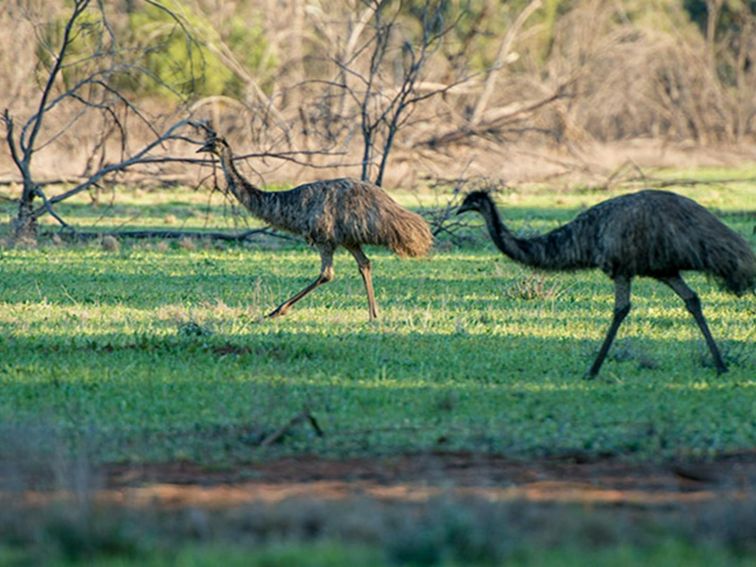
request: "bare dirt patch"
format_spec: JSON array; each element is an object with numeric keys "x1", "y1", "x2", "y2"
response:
[
  {"x1": 8, "y1": 451, "x2": 755, "y2": 563},
  {"x1": 34, "y1": 451, "x2": 750, "y2": 510}
]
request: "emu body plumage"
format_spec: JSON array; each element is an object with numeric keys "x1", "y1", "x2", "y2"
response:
[
  {"x1": 198, "y1": 134, "x2": 432, "y2": 319},
  {"x1": 458, "y1": 190, "x2": 755, "y2": 377}
]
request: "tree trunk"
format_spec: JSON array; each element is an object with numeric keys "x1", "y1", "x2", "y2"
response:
[{"x1": 13, "y1": 182, "x2": 37, "y2": 241}]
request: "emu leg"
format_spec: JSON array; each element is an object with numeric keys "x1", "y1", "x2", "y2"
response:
[
  {"x1": 347, "y1": 245, "x2": 378, "y2": 320},
  {"x1": 660, "y1": 275, "x2": 728, "y2": 374},
  {"x1": 268, "y1": 248, "x2": 334, "y2": 318},
  {"x1": 585, "y1": 277, "x2": 631, "y2": 379}
]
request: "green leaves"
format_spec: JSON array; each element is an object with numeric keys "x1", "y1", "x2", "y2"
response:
[{"x1": 126, "y1": 1, "x2": 273, "y2": 99}]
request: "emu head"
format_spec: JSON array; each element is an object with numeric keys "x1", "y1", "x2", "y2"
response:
[
  {"x1": 457, "y1": 190, "x2": 494, "y2": 216},
  {"x1": 196, "y1": 132, "x2": 228, "y2": 155}
]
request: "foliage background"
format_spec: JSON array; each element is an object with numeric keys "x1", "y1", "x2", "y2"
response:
[{"x1": 1, "y1": 0, "x2": 754, "y2": 188}]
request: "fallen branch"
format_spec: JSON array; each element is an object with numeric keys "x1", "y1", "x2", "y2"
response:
[
  {"x1": 417, "y1": 87, "x2": 571, "y2": 148},
  {"x1": 635, "y1": 176, "x2": 756, "y2": 188},
  {"x1": 47, "y1": 227, "x2": 296, "y2": 242},
  {"x1": 0, "y1": 176, "x2": 87, "y2": 187},
  {"x1": 259, "y1": 409, "x2": 324, "y2": 448}
]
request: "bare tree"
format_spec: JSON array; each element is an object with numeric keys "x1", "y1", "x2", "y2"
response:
[
  {"x1": 470, "y1": 0, "x2": 543, "y2": 125},
  {"x1": 1, "y1": 0, "x2": 202, "y2": 241},
  {"x1": 326, "y1": 0, "x2": 464, "y2": 186}
]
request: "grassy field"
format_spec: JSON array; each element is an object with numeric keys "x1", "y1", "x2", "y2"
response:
[
  {"x1": 0, "y1": 170, "x2": 754, "y2": 564},
  {"x1": 1, "y1": 172, "x2": 754, "y2": 463}
]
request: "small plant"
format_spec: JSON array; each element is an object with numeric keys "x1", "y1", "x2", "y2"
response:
[
  {"x1": 100, "y1": 235, "x2": 120, "y2": 253},
  {"x1": 504, "y1": 270, "x2": 564, "y2": 301},
  {"x1": 177, "y1": 321, "x2": 213, "y2": 338},
  {"x1": 178, "y1": 237, "x2": 196, "y2": 251}
]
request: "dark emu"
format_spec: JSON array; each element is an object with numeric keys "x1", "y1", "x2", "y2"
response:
[
  {"x1": 197, "y1": 132, "x2": 432, "y2": 320},
  {"x1": 457, "y1": 190, "x2": 755, "y2": 378}
]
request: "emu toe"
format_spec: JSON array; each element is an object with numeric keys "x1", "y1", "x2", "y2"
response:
[
  {"x1": 267, "y1": 305, "x2": 289, "y2": 319},
  {"x1": 582, "y1": 370, "x2": 598, "y2": 380}
]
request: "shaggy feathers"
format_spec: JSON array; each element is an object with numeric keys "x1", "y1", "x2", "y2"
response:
[
  {"x1": 201, "y1": 133, "x2": 431, "y2": 319},
  {"x1": 462, "y1": 190, "x2": 755, "y2": 294},
  {"x1": 217, "y1": 143, "x2": 432, "y2": 257},
  {"x1": 458, "y1": 189, "x2": 755, "y2": 376}
]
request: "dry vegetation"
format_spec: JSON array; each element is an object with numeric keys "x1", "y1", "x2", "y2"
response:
[{"x1": 1, "y1": 0, "x2": 754, "y2": 195}]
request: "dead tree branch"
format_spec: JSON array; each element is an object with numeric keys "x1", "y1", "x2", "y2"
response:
[
  {"x1": 49, "y1": 227, "x2": 295, "y2": 243},
  {"x1": 32, "y1": 118, "x2": 202, "y2": 216},
  {"x1": 1, "y1": 1, "x2": 203, "y2": 240},
  {"x1": 328, "y1": 0, "x2": 464, "y2": 186},
  {"x1": 471, "y1": 0, "x2": 543, "y2": 125},
  {"x1": 260, "y1": 409, "x2": 324, "y2": 448},
  {"x1": 417, "y1": 83, "x2": 574, "y2": 148}
]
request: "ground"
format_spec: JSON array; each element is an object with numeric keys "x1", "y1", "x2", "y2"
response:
[
  {"x1": 7, "y1": 452, "x2": 756, "y2": 565},
  {"x1": 0, "y1": 168, "x2": 754, "y2": 564},
  {"x1": 95, "y1": 451, "x2": 755, "y2": 508}
]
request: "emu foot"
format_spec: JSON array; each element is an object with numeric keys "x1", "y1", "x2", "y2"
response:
[
  {"x1": 583, "y1": 361, "x2": 603, "y2": 380},
  {"x1": 582, "y1": 370, "x2": 598, "y2": 380},
  {"x1": 267, "y1": 304, "x2": 290, "y2": 319}
]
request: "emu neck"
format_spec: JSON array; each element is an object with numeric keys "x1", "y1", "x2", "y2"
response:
[
  {"x1": 480, "y1": 200, "x2": 589, "y2": 270},
  {"x1": 216, "y1": 146, "x2": 266, "y2": 214},
  {"x1": 480, "y1": 203, "x2": 533, "y2": 266}
]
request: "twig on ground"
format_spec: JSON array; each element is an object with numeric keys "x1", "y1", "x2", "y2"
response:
[
  {"x1": 46, "y1": 227, "x2": 296, "y2": 242},
  {"x1": 260, "y1": 409, "x2": 324, "y2": 448},
  {"x1": 641, "y1": 176, "x2": 756, "y2": 188}
]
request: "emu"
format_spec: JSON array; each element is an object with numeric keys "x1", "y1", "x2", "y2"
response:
[
  {"x1": 457, "y1": 190, "x2": 755, "y2": 378},
  {"x1": 197, "y1": 132, "x2": 432, "y2": 320}
]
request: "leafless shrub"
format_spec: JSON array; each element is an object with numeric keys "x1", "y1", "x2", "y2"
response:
[
  {"x1": 0, "y1": 2, "x2": 320, "y2": 243},
  {"x1": 503, "y1": 268, "x2": 564, "y2": 302},
  {"x1": 305, "y1": 0, "x2": 471, "y2": 186},
  {"x1": 100, "y1": 235, "x2": 120, "y2": 252},
  {"x1": 0, "y1": 0, "x2": 209, "y2": 241},
  {"x1": 425, "y1": 176, "x2": 504, "y2": 244}
]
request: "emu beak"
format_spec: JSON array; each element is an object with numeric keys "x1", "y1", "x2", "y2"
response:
[
  {"x1": 456, "y1": 203, "x2": 472, "y2": 215},
  {"x1": 196, "y1": 141, "x2": 213, "y2": 153}
]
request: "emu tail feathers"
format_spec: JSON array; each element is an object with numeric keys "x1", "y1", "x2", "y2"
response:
[
  {"x1": 384, "y1": 208, "x2": 433, "y2": 258},
  {"x1": 706, "y1": 232, "x2": 756, "y2": 296},
  {"x1": 718, "y1": 251, "x2": 756, "y2": 296}
]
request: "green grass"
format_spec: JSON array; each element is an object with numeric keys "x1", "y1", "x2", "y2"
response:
[
  {"x1": 1, "y1": 175, "x2": 755, "y2": 566},
  {"x1": 39, "y1": 540, "x2": 754, "y2": 567},
  {"x1": 0, "y1": 178, "x2": 754, "y2": 464},
  {"x1": 4, "y1": 495, "x2": 754, "y2": 566}
]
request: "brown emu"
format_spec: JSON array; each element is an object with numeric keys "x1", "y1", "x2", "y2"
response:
[
  {"x1": 457, "y1": 190, "x2": 755, "y2": 378},
  {"x1": 197, "y1": 133, "x2": 432, "y2": 320}
]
